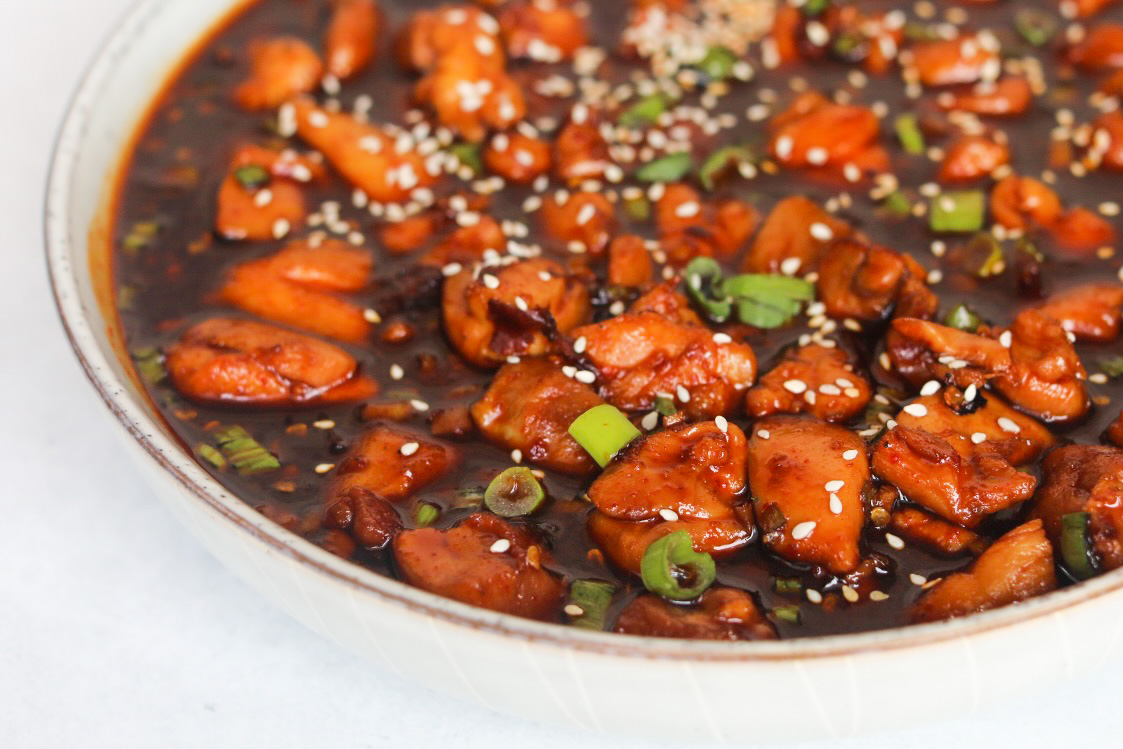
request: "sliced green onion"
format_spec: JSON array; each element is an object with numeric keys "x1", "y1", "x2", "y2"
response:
[
  {"x1": 801, "y1": 0, "x2": 829, "y2": 17},
  {"x1": 212, "y1": 425, "x2": 280, "y2": 475},
  {"x1": 623, "y1": 195, "x2": 651, "y2": 222},
  {"x1": 697, "y1": 46, "x2": 737, "y2": 81},
  {"x1": 484, "y1": 467, "x2": 546, "y2": 517},
  {"x1": 448, "y1": 142, "x2": 482, "y2": 175},
  {"x1": 698, "y1": 145, "x2": 754, "y2": 191},
  {"x1": 684, "y1": 257, "x2": 732, "y2": 322},
  {"x1": 233, "y1": 164, "x2": 270, "y2": 190},
  {"x1": 197, "y1": 443, "x2": 227, "y2": 470},
  {"x1": 568, "y1": 404, "x2": 641, "y2": 468},
  {"x1": 636, "y1": 152, "x2": 693, "y2": 183},
  {"x1": 963, "y1": 233, "x2": 1005, "y2": 277},
  {"x1": 771, "y1": 605, "x2": 802, "y2": 624},
  {"x1": 722, "y1": 274, "x2": 814, "y2": 329},
  {"x1": 122, "y1": 219, "x2": 160, "y2": 254},
  {"x1": 567, "y1": 580, "x2": 616, "y2": 630},
  {"x1": 1016, "y1": 237, "x2": 1044, "y2": 262},
  {"x1": 929, "y1": 190, "x2": 985, "y2": 233},
  {"x1": 894, "y1": 113, "x2": 926, "y2": 155},
  {"x1": 654, "y1": 396, "x2": 677, "y2": 417},
  {"x1": 943, "y1": 304, "x2": 983, "y2": 332},
  {"x1": 1014, "y1": 9, "x2": 1057, "y2": 47},
  {"x1": 882, "y1": 191, "x2": 913, "y2": 218},
  {"x1": 903, "y1": 22, "x2": 941, "y2": 42},
  {"x1": 618, "y1": 93, "x2": 673, "y2": 128},
  {"x1": 1061, "y1": 512, "x2": 1098, "y2": 581},
  {"x1": 773, "y1": 577, "x2": 803, "y2": 596},
  {"x1": 131, "y1": 346, "x2": 166, "y2": 385},
  {"x1": 1100, "y1": 356, "x2": 1123, "y2": 379},
  {"x1": 414, "y1": 503, "x2": 439, "y2": 527},
  {"x1": 832, "y1": 30, "x2": 866, "y2": 60},
  {"x1": 640, "y1": 531, "x2": 716, "y2": 601},
  {"x1": 117, "y1": 284, "x2": 138, "y2": 311}
]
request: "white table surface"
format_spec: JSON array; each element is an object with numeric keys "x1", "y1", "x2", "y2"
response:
[{"x1": 3, "y1": 2, "x2": 1122, "y2": 747}]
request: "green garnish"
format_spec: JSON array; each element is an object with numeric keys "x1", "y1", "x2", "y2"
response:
[
  {"x1": 623, "y1": 196, "x2": 651, "y2": 222},
  {"x1": 117, "y1": 284, "x2": 139, "y2": 311},
  {"x1": 636, "y1": 152, "x2": 693, "y2": 183},
  {"x1": 1100, "y1": 356, "x2": 1123, "y2": 379},
  {"x1": 122, "y1": 219, "x2": 161, "y2": 254},
  {"x1": 1014, "y1": 9, "x2": 1057, "y2": 47},
  {"x1": 903, "y1": 22, "x2": 942, "y2": 42},
  {"x1": 882, "y1": 191, "x2": 913, "y2": 217},
  {"x1": 771, "y1": 605, "x2": 802, "y2": 624},
  {"x1": 773, "y1": 577, "x2": 803, "y2": 596},
  {"x1": 1060, "y1": 512, "x2": 1098, "y2": 581},
  {"x1": 619, "y1": 93, "x2": 673, "y2": 128},
  {"x1": 197, "y1": 443, "x2": 227, "y2": 470},
  {"x1": 943, "y1": 304, "x2": 983, "y2": 332},
  {"x1": 654, "y1": 396, "x2": 677, "y2": 417},
  {"x1": 930, "y1": 190, "x2": 985, "y2": 233},
  {"x1": 566, "y1": 580, "x2": 616, "y2": 631},
  {"x1": 233, "y1": 164, "x2": 270, "y2": 190},
  {"x1": 448, "y1": 142, "x2": 482, "y2": 175},
  {"x1": 414, "y1": 503, "x2": 439, "y2": 527},
  {"x1": 212, "y1": 425, "x2": 280, "y2": 475},
  {"x1": 131, "y1": 346, "x2": 166, "y2": 385},
  {"x1": 640, "y1": 531, "x2": 716, "y2": 601},
  {"x1": 894, "y1": 113, "x2": 926, "y2": 155},
  {"x1": 684, "y1": 257, "x2": 732, "y2": 322},
  {"x1": 963, "y1": 233, "x2": 1006, "y2": 277},
  {"x1": 683, "y1": 257, "x2": 814, "y2": 328},
  {"x1": 832, "y1": 30, "x2": 865, "y2": 59},
  {"x1": 1016, "y1": 237, "x2": 1044, "y2": 263},
  {"x1": 568, "y1": 404, "x2": 642, "y2": 468},
  {"x1": 698, "y1": 145, "x2": 754, "y2": 191},
  {"x1": 801, "y1": 0, "x2": 829, "y2": 17},
  {"x1": 484, "y1": 467, "x2": 546, "y2": 517},
  {"x1": 696, "y1": 45, "x2": 737, "y2": 81}
]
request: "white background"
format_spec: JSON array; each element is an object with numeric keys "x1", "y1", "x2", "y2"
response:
[{"x1": 2, "y1": 1, "x2": 1122, "y2": 747}]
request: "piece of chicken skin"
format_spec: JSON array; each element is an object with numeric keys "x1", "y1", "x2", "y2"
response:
[
  {"x1": 746, "y1": 344, "x2": 872, "y2": 423},
  {"x1": 614, "y1": 589, "x2": 776, "y2": 640},
  {"x1": 330, "y1": 424, "x2": 457, "y2": 502},
  {"x1": 1033, "y1": 283, "x2": 1123, "y2": 342}
]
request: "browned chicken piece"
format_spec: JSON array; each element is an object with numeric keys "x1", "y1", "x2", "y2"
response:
[
  {"x1": 215, "y1": 144, "x2": 324, "y2": 241},
  {"x1": 938, "y1": 77, "x2": 1033, "y2": 117},
  {"x1": 614, "y1": 589, "x2": 777, "y2": 641},
  {"x1": 573, "y1": 309, "x2": 757, "y2": 419},
  {"x1": 165, "y1": 318, "x2": 377, "y2": 406},
  {"x1": 331, "y1": 425, "x2": 456, "y2": 505},
  {"x1": 746, "y1": 344, "x2": 872, "y2": 423},
  {"x1": 413, "y1": 41, "x2": 525, "y2": 142},
  {"x1": 1066, "y1": 22, "x2": 1123, "y2": 70},
  {"x1": 768, "y1": 94, "x2": 881, "y2": 170},
  {"x1": 554, "y1": 113, "x2": 610, "y2": 183},
  {"x1": 747, "y1": 417, "x2": 869, "y2": 575},
  {"x1": 607, "y1": 235, "x2": 654, "y2": 287},
  {"x1": 893, "y1": 392, "x2": 1055, "y2": 466},
  {"x1": 394, "y1": 513, "x2": 564, "y2": 620},
  {"x1": 325, "y1": 0, "x2": 381, "y2": 80},
  {"x1": 938, "y1": 134, "x2": 1010, "y2": 182},
  {"x1": 1033, "y1": 283, "x2": 1123, "y2": 342},
  {"x1": 291, "y1": 97, "x2": 436, "y2": 204},
  {"x1": 655, "y1": 184, "x2": 757, "y2": 266},
  {"x1": 890, "y1": 507, "x2": 987, "y2": 556},
  {"x1": 539, "y1": 192, "x2": 616, "y2": 254},
  {"x1": 1031, "y1": 444, "x2": 1123, "y2": 570},
  {"x1": 742, "y1": 196, "x2": 851, "y2": 275},
  {"x1": 397, "y1": 5, "x2": 504, "y2": 72},
  {"x1": 234, "y1": 37, "x2": 323, "y2": 110},
  {"x1": 587, "y1": 513, "x2": 752, "y2": 576},
  {"x1": 1094, "y1": 111, "x2": 1123, "y2": 171},
  {"x1": 218, "y1": 239, "x2": 372, "y2": 343},
  {"x1": 442, "y1": 258, "x2": 591, "y2": 368},
  {"x1": 989, "y1": 175, "x2": 1063, "y2": 232},
  {"x1": 483, "y1": 131, "x2": 552, "y2": 183},
  {"x1": 499, "y1": 0, "x2": 588, "y2": 61},
  {"x1": 629, "y1": 283, "x2": 704, "y2": 326},
  {"x1": 909, "y1": 34, "x2": 1000, "y2": 87},
  {"x1": 1109, "y1": 411, "x2": 1123, "y2": 448},
  {"x1": 910, "y1": 520, "x2": 1056, "y2": 623},
  {"x1": 871, "y1": 426, "x2": 1037, "y2": 528},
  {"x1": 324, "y1": 487, "x2": 402, "y2": 551},
  {"x1": 420, "y1": 215, "x2": 507, "y2": 267},
  {"x1": 818, "y1": 240, "x2": 939, "y2": 322},
  {"x1": 470, "y1": 357, "x2": 605, "y2": 475}
]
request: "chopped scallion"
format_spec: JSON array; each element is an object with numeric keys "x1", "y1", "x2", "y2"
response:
[
  {"x1": 131, "y1": 346, "x2": 166, "y2": 385},
  {"x1": 894, "y1": 113, "x2": 926, "y2": 155},
  {"x1": 683, "y1": 257, "x2": 732, "y2": 322},
  {"x1": 484, "y1": 467, "x2": 546, "y2": 517},
  {"x1": 122, "y1": 220, "x2": 161, "y2": 254},
  {"x1": 1100, "y1": 356, "x2": 1123, "y2": 379},
  {"x1": 771, "y1": 605, "x2": 802, "y2": 624},
  {"x1": 943, "y1": 304, "x2": 983, "y2": 332},
  {"x1": 618, "y1": 93, "x2": 673, "y2": 128},
  {"x1": 773, "y1": 577, "x2": 803, "y2": 596},
  {"x1": 568, "y1": 404, "x2": 641, "y2": 468},
  {"x1": 623, "y1": 195, "x2": 651, "y2": 222},
  {"x1": 233, "y1": 164, "x2": 270, "y2": 190},
  {"x1": 415, "y1": 503, "x2": 439, "y2": 527},
  {"x1": 698, "y1": 145, "x2": 754, "y2": 191},
  {"x1": 640, "y1": 531, "x2": 716, "y2": 601},
  {"x1": 567, "y1": 580, "x2": 615, "y2": 631},
  {"x1": 1014, "y1": 9, "x2": 1058, "y2": 47},
  {"x1": 1060, "y1": 512, "x2": 1098, "y2": 581},
  {"x1": 965, "y1": 233, "x2": 1005, "y2": 277},
  {"x1": 696, "y1": 46, "x2": 737, "y2": 81},
  {"x1": 448, "y1": 142, "x2": 482, "y2": 175},
  {"x1": 197, "y1": 443, "x2": 227, "y2": 470},
  {"x1": 929, "y1": 190, "x2": 985, "y2": 233},
  {"x1": 653, "y1": 396, "x2": 677, "y2": 417},
  {"x1": 882, "y1": 191, "x2": 913, "y2": 217},
  {"x1": 212, "y1": 425, "x2": 280, "y2": 475},
  {"x1": 636, "y1": 152, "x2": 693, "y2": 183}
]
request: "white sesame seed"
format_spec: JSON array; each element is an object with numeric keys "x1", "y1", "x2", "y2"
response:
[
  {"x1": 999, "y1": 330, "x2": 1013, "y2": 348},
  {"x1": 997, "y1": 417, "x2": 1021, "y2": 434},
  {"x1": 920, "y1": 380, "x2": 942, "y2": 397},
  {"x1": 842, "y1": 449, "x2": 859, "y2": 461},
  {"x1": 659, "y1": 509, "x2": 680, "y2": 522},
  {"x1": 573, "y1": 336, "x2": 587, "y2": 354},
  {"x1": 641, "y1": 411, "x2": 660, "y2": 431},
  {"x1": 970, "y1": 432, "x2": 987, "y2": 445},
  {"x1": 712, "y1": 333, "x2": 733, "y2": 344},
  {"x1": 909, "y1": 573, "x2": 928, "y2": 586},
  {"x1": 481, "y1": 274, "x2": 500, "y2": 289},
  {"x1": 903, "y1": 403, "x2": 928, "y2": 418},
  {"x1": 757, "y1": 429, "x2": 771, "y2": 440},
  {"x1": 792, "y1": 521, "x2": 817, "y2": 540},
  {"x1": 885, "y1": 533, "x2": 905, "y2": 550},
  {"x1": 575, "y1": 370, "x2": 596, "y2": 384},
  {"x1": 511, "y1": 449, "x2": 523, "y2": 463},
  {"x1": 410, "y1": 399, "x2": 430, "y2": 412},
  {"x1": 841, "y1": 585, "x2": 859, "y2": 603},
  {"x1": 490, "y1": 539, "x2": 511, "y2": 554},
  {"x1": 363, "y1": 308, "x2": 381, "y2": 324},
  {"x1": 775, "y1": 135, "x2": 794, "y2": 160},
  {"x1": 675, "y1": 201, "x2": 701, "y2": 218},
  {"x1": 783, "y1": 379, "x2": 808, "y2": 394},
  {"x1": 869, "y1": 591, "x2": 889, "y2": 602},
  {"x1": 780, "y1": 257, "x2": 802, "y2": 276},
  {"x1": 312, "y1": 419, "x2": 335, "y2": 430},
  {"x1": 1090, "y1": 373, "x2": 1109, "y2": 385},
  {"x1": 819, "y1": 384, "x2": 842, "y2": 396},
  {"x1": 400, "y1": 442, "x2": 420, "y2": 457},
  {"x1": 441, "y1": 262, "x2": 463, "y2": 277},
  {"x1": 806, "y1": 589, "x2": 823, "y2": 604},
  {"x1": 564, "y1": 604, "x2": 585, "y2": 617},
  {"x1": 576, "y1": 203, "x2": 597, "y2": 226},
  {"x1": 272, "y1": 219, "x2": 291, "y2": 240},
  {"x1": 314, "y1": 463, "x2": 336, "y2": 474},
  {"x1": 675, "y1": 384, "x2": 691, "y2": 403},
  {"x1": 844, "y1": 387, "x2": 861, "y2": 398},
  {"x1": 824, "y1": 480, "x2": 845, "y2": 493}
]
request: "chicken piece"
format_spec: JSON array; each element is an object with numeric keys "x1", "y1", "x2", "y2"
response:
[
  {"x1": 1047, "y1": 206, "x2": 1117, "y2": 253},
  {"x1": 1094, "y1": 111, "x2": 1123, "y2": 171},
  {"x1": 539, "y1": 192, "x2": 615, "y2": 254},
  {"x1": 1067, "y1": 22, "x2": 1123, "y2": 70},
  {"x1": 324, "y1": 487, "x2": 402, "y2": 551},
  {"x1": 394, "y1": 513, "x2": 564, "y2": 620},
  {"x1": 655, "y1": 184, "x2": 757, "y2": 266},
  {"x1": 871, "y1": 426, "x2": 1037, "y2": 527},
  {"x1": 554, "y1": 114, "x2": 610, "y2": 183},
  {"x1": 607, "y1": 235, "x2": 654, "y2": 287},
  {"x1": 893, "y1": 392, "x2": 1054, "y2": 466},
  {"x1": 614, "y1": 589, "x2": 777, "y2": 641},
  {"x1": 1072, "y1": 0, "x2": 1118, "y2": 17},
  {"x1": 234, "y1": 37, "x2": 323, "y2": 110},
  {"x1": 628, "y1": 283, "x2": 703, "y2": 326},
  {"x1": 325, "y1": 0, "x2": 380, "y2": 80},
  {"x1": 573, "y1": 311, "x2": 757, "y2": 419},
  {"x1": 937, "y1": 77, "x2": 1033, "y2": 116},
  {"x1": 442, "y1": 258, "x2": 590, "y2": 368},
  {"x1": 470, "y1": 357, "x2": 605, "y2": 475},
  {"x1": 165, "y1": 318, "x2": 376, "y2": 406},
  {"x1": 587, "y1": 513, "x2": 752, "y2": 576},
  {"x1": 989, "y1": 175, "x2": 1063, "y2": 231},
  {"x1": 396, "y1": 5, "x2": 504, "y2": 72},
  {"x1": 1108, "y1": 412, "x2": 1123, "y2": 448},
  {"x1": 499, "y1": 0, "x2": 587, "y2": 61},
  {"x1": 910, "y1": 520, "x2": 1056, "y2": 623},
  {"x1": 742, "y1": 196, "x2": 850, "y2": 274},
  {"x1": 290, "y1": 98, "x2": 436, "y2": 203},
  {"x1": 483, "y1": 131, "x2": 551, "y2": 183},
  {"x1": 909, "y1": 34, "x2": 1000, "y2": 87},
  {"x1": 769, "y1": 97, "x2": 880, "y2": 169},
  {"x1": 938, "y1": 134, "x2": 1009, "y2": 182},
  {"x1": 890, "y1": 507, "x2": 987, "y2": 556},
  {"x1": 746, "y1": 344, "x2": 872, "y2": 423},
  {"x1": 414, "y1": 47, "x2": 525, "y2": 142},
  {"x1": 420, "y1": 215, "x2": 507, "y2": 267},
  {"x1": 331, "y1": 425, "x2": 457, "y2": 503},
  {"x1": 1034, "y1": 283, "x2": 1123, "y2": 342},
  {"x1": 747, "y1": 417, "x2": 869, "y2": 575},
  {"x1": 215, "y1": 145, "x2": 324, "y2": 241},
  {"x1": 218, "y1": 239, "x2": 372, "y2": 343},
  {"x1": 1031, "y1": 445, "x2": 1123, "y2": 571},
  {"x1": 817, "y1": 240, "x2": 938, "y2": 322}
]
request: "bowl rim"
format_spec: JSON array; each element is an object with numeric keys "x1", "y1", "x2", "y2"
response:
[{"x1": 44, "y1": 0, "x2": 1123, "y2": 663}]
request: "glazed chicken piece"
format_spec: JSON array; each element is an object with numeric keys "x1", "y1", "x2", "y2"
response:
[
  {"x1": 910, "y1": 520, "x2": 1056, "y2": 623},
  {"x1": 1066, "y1": 22, "x2": 1123, "y2": 70},
  {"x1": 1046, "y1": 206, "x2": 1117, "y2": 254},
  {"x1": 1109, "y1": 412, "x2": 1123, "y2": 448},
  {"x1": 607, "y1": 235, "x2": 654, "y2": 288},
  {"x1": 768, "y1": 94, "x2": 881, "y2": 171},
  {"x1": 539, "y1": 192, "x2": 616, "y2": 254},
  {"x1": 234, "y1": 37, "x2": 323, "y2": 110},
  {"x1": 572, "y1": 306, "x2": 757, "y2": 419},
  {"x1": 218, "y1": 239, "x2": 372, "y2": 343},
  {"x1": 471, "y1": 357, "x2": 605, "y2": 476},
  {"x1": 394, "y1": 513, "x2": 564, "y2": 620},
  {"x1": 1094, "y1": 111, "x2": 1123, "y2": 171},
  {"x1": 553, "y1": 113, "x2": 611, "y2": 183},
  {"x1": 586, "y1": 421, "x2": 753, "y2": 574},
  {"x1": 290, "y1": 97, "x2": 436, "y2": 204},
  {"x1": 989, "y1": 175, "x2": 1063, "y2": 232},
  {"x1": 746, "y1": 344, "x2": 872, "y2": 423},
  {"x1": 419, "y1": 215, "x2": 507, "y2": 267},
  {"x1": 741, "y1": 196, "x2": 851, "y2": 275},
  {"x1": 324, "y1": 0, "x2": 381, "y2": 80},
  {"x1": 628, "y1": 283, "x2": 703, "y2": 326},
  {"x1": 499, "y1": 0, "x2": 588, "y2": 61},
  {"x1": 1033, "y1": 283, "x2": 1123, "y2": 342},
  {"x1": 747, "y1": 417, "x2": 869, "y2": 575},
  {"x1": 442, "y1": 258, "x2": 591, "y2": 368},
  {"x1": 817, "y1": 240, "x2": 938, "y2": 322},
  {"x1": 483, "y1": 130, "x2": 552, "y2": 183},
  {"x1": 165, "y1": 318, "x2": 377, "y2": 406},
  {"x1": 1031, "y1": 445, "x2": 1123, "y2": 571},
  {"x1": 938, "y1": 134, "x2": 1009, "y2": 183},
  {"x1": 215, "y1": 144, "x2": 324, "y2": 241},
  {"x1": 908, "y1": 34, "x2": 1000, "y2": 87},
  {"x1": 937, "y1": 77, "x2": 1033, "y2": 117},
  {"x1": 397, "y1": 5, "x2": 504, "y2": 72},
  {"x1": 655, "y1": 184, "x2": 757, "y2": 266},
  {"x1": 614, "y1": 589, "x2": 777, "y2": 641},
  {"x1": 890, "y1": 507, "x2": 987, "y2": 556},
  {"x1": 324, "y1": 487, "x2": 402, "y2": 551},
  {"x1": 330, "y1": 424, "x2": 457, "y2": 502}
]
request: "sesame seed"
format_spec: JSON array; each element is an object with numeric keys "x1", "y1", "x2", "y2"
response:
[
  {"x1": 909, "y1": 573, "x2": 928, "y2": 586},
  {"x1": 844, "y1": 387, "x2": 861, "y2": 398},
  {"x1": 903, "y1": 403, "x2": 928, "y2": 418},
  {"x1": 841, "y1": 585, "x2": 859, "y2": 603},
  {"x1": 824, "y1": 480, "x2": 845, "y2": 493},
  {"x1": 791, "y1": 521, "x2": 816, "y2": 540},
  {"x1": 997, "y1": 417, "x2": 1021, "y2": 434},
  {"x1": 964, "y1": 384, "x2": 978, "y2": 402},
  {"x1": 573, "y1": 336, "x2": 587, "y2": 354},
  {"x1": 819, "y1": 384, "x2": 842, "y2": 396},
  {"x1": 641, "y1": 411, "x2": 660, "y2": 431},
  {"x1": 442, "y1": 262, "x2": 463, "y2": 277},
  {"x1": 712, "y1": 333, "x2": 733, "y2": 344},
  {"x1": 675, "y1": 384, "x2": 691, "y2": 403},
  {"x1": 564, "y1": 604, "x2": 585, "y2": 617},
  {"x1": 805, "y1": 589, "x2": 823, "y2": 604},
  {"x1": 576, "y1": 203, "x2": 597, "y2": 225},
  {"x1": 481, "y1": 274, "x2": 500, "y2": 289},
  {"x1": 779, "y1": 257, "x2": 802, "y2": 276},
  {"x1": 312, "y1": 419, "x2": 335, "y2": 430},
  {"x1": 783, "y1": 379, "x2": 808, "y2": 394},
  {"x1": 400, "y1": 442, "x2": 420, "y2": 457},
  {"x1": 272, "y1": 219, "x2": 291, "y2": 239},
  {"x1": 842, "y1": 449, "x2": 859, "y2": 461},
  {"x1": 675, "y1": 201, "x2": 701, "y2": 218},
  {"x1": 920, "y1": 380, "x2": 942, "y2": 396},
  {"x1": 511, "y1": 449, "x2": 523, "y2": 463},
  {"x1": 1090, "y1": 373, "x2": 1109, "y2": 385},
  {"x1": 869, "y1": 591, "x2": 889, "y2": 602},
  {"x1": 885, "y1": 533, "x2": 905, "y2": 550},
  {"x1": 715, "y1": 416, "x2": 729, "y2": 434},
  {"x1": 575, "y1": 370, "x2": 596, "y2": 384},
  {"x1": 757, "y1": 429, "x2": 771, "y2": 440},
  {"x1": 410, "y1": 399, "x2": 430, "y2": 412},
  {"x1": 999, "y1": 330, "x2": 1013, "y2": 348},
  {"x1": 314, "y1": 463, "x2": 336, "y2": 474},
  {"x1": 971, "y1": 432, "x2": 987, "y2": 444},
  {"x1": 490, "y1": 539, "x2": 511, "y2": 554},
  {"x1": 659, "y1": 509, "x2": 680, "y2": 522}
]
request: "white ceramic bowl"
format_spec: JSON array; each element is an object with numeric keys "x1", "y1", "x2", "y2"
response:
[{"x1": 46, "y1": 0, "x2": 1123, "y2": 742}]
